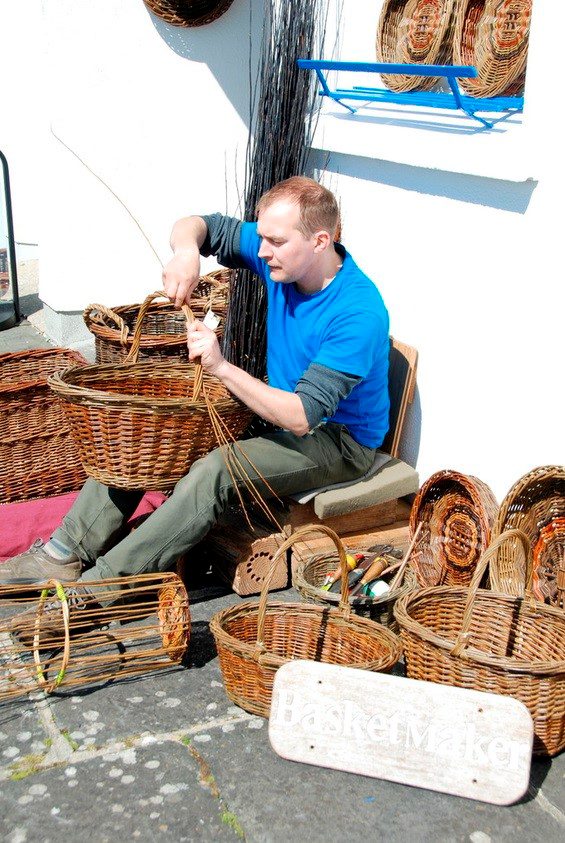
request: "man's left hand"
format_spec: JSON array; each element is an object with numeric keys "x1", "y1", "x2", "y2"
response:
[{"x1": 187, "y1": 320, "x2": 225, "y2": 376}]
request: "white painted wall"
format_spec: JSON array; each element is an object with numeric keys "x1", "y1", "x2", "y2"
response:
[
  {"x1": 311, "y1": 0, "x2": 563, "y2": 500},
  {"x1": 38, "y1": 0, "x2": 261, "y2": 311}
]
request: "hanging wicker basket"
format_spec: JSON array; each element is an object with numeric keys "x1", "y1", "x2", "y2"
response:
[
  {"x1": 210, "y1": 525, "x2": 403, "y2": 717},
  {"x1": 409, "y1": 469, "x2": 498, "y2": 587},
  {"x1": 376, "y1": 0, "x2": 459, "y2": 92},
  {"x1": 293, "y1": 548, "x2": 418, "y2": 632},
  {"x1": 143, "y1": 0, "x2": 235, "y2": 28},
  {"x1": 489, "y1": 466, "x2": 565, "y2": 607},
  {"x1": 84, "y1": 270, "x2": 230, "y2": 364},
  {"x1": 0, "y1": 348, "x2": 88, "y2": 504},
  {"x1": 452, "y1": 0, "x2": 532, "y2": 97},
  {"x1": 394, "y1": 529, "x2": 565, "y2": 756},
  {"x1": 48, "y1": 299, "x2": 252, "y2": 491}
]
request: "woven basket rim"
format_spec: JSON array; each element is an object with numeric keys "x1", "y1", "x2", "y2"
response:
[
  {"x1": 410, "y1": 469, "x2": 498, "y2": 531},
  {"x1": 144, "y1": 0, "x2": 235, "y2": 27},
  {"x1": 394, "y1": 585, "x2": 565, "y2": 674},
  {"x1": 47, "y1": 362, "x2": 245, "y2": 412},
  {"x1": 494, "y1": 465, "x2": 565, "y2": 533},
  {"x1": 210, "y1": 599, "x2": 403, "y2": 669}
]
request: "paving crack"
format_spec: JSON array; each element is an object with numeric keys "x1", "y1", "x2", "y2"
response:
[{"x1": 528, "y1": 785, "x2": 565, "y2": 827}]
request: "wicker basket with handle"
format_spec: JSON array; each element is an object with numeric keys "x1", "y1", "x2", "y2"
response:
[
  {"x1": 0, "y1": 348, "x2": 88, "y2": 503},
  {"x1": 488, "y1": 466, "x2": 565, "y2": 607},
  {"x1": 409, "y1": 469, "x2": 498, "y2": 587},
  {"x1": 376, "y1": 0, "x2": 459, "y2": 92},
  {"x1": 48, "y1": 299, "x2": 252, "y2": 491},
  {"x1": 394, "y1": 529, "x2": 565, "y2": 756},
  {"x1": 84, "y1": 270, "x2": 230, "y2": 364},
  {"x1": 210, "y1": 525, "x2": 403, "y2": 717},
  {"x1": 452, "y1": 0, "x2": 531, "y2": 97}
]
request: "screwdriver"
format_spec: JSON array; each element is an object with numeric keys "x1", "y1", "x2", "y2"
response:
[{"x1": 348, "y1": 555, "x2": 391, "y2": 597}]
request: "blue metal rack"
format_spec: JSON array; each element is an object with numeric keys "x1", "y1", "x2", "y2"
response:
[{"x1": 297, "y1": 60, "x2": 524, "y2": 129}]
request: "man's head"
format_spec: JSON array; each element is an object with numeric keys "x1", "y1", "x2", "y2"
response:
[{"x1": 255, "y1": 177, "x2": 339, "y2": 286}]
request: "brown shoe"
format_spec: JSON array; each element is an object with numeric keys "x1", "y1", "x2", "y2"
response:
[
  {"x1": 9, "y1": 585, "x2": 103, "y2": 650},
  {"x1": 0, "y1": 540, "x2": 81, "y2": 585}
]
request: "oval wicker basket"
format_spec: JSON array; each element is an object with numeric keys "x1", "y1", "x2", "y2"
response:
[
  {"x1": 84, "y1": 270, "x2": 230, "y2": 364},
  {"x1": 394, "y1": 529, "x2": 565, "y2": 756},
  {"x1": 452, "y1": 0, "x2": 531, "y2": 97},
  {"x1": 143, "y1": 0, "x2": 235, "y2": 27},
  {"x1": 210, "y1": 525, "x2": 403, "y2": 718},
  {"x1": 409, "y1": 469, "x2": 498, "y2": 587},
  {"x1": 293, "y1": 549, "x2": 418, "y2": 632},
  {"x1": 489, "y1": 466, "x2": 565, "y2": 607},
  {"x1": 376, "y1": 0, "x2": 459, "y2": 92},
  {"x1": 48, "y1": 303, "x2": 252, "y2": 491}
]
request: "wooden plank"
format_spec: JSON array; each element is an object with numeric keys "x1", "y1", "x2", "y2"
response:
[{"x1": 269, "y1": 661, "x2": 533, "y2": 806}]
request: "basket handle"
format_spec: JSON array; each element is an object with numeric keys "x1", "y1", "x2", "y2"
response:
[
  {"x1": 450, "y1": 528, "x2": 532, "y2": 657},
  {"x1": 255, "y1": 525, "x2": 352, "y2": 653},
  {"x1": 83, "y1": 303, "x2": 129, "y2": 345}
]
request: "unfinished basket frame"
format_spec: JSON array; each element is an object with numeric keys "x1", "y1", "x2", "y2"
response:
[
  {"x1": 376, "y1": 0, "x2": 459, "y2": 92},
  {"x1": 143, "y1": 0, "x2": 235, "y2": 28},
  {"x1": 489, "y1": 465, "x2": 565, "y2": 607},
  {"x1": 409, "y1": 469, "x2": 498, "y2": 587},
  {"x1": 0, "y1": 348, "x2": 88, "y2": 504},
  {"x1": 452, "y1": 0, "x2": 531, "y2": 97},
  {"x1": 210, "y1": 525, "x2": 403, "y2": 717},
  {"x1": 0, "y1": 573, "x2": 190, "y2": 701},
  {"x1": 394, "y1": 529, "x2": 565, "y2": 756},
  {"x1": 84, "y1": 270, "x2": 230, "y2": 364}
]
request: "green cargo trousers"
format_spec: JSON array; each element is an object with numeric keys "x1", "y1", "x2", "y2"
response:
[{"x1": 52, "y1": 423, "x2": 375, "y2": 584}]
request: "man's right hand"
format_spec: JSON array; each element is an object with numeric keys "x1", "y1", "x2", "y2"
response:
[{"x1": 162, "y1": 247, "x2": 201, "y2": 308}]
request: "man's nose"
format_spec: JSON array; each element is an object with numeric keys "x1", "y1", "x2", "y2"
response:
[{"x1": 258, "y1": 239, "x2": 271, "y2": 259}]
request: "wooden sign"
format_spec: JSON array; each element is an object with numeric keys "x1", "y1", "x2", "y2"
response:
[{"x1": 269, "y1": 661, "x2": 533, "y2": 805}]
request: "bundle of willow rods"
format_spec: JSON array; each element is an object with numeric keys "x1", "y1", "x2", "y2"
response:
[{"x1": 222, "y1": 0, "x2": 325, "y2": 380}]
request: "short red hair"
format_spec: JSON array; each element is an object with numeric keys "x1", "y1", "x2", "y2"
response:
[{"x1": 256, "y1": 176, "x2": 339, "y2": 239}]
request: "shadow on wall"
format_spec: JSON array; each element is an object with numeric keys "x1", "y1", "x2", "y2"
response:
[
  {"x1": 309, "y1": 150, "x2": 537, "y2": 214},
  {"x1": 143, "y1": 0, "x2": 264, "y2": 128}
]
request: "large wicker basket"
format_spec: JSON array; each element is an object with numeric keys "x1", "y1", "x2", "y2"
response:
[
  {"x1": 452, "y1": 0, "x2": 531, "y2": 97},
  {"x1": 48, "y1": 305, "x2": 252, "y2": 491},
  {"x1": 489, "y1": 466, "x2": 565, "y2": 607},
  {"x1": 409, "y1": 469, "x2": 498, "y2": 587},
  {"x1": 0, "y1": 348, "x2": 88, "y2": 504},
  {"x1": 143, "y1": 0, "x2": 235, "y2": 27},
  {"x1": 210, "y1": 525, "x2": 403, "y2": 717},
  {"x1": 394, "y1": 529, "x2": 565, "y2": 756},
  {"x1": 293, "y1": 548, "x2": 418, "y2": 632},
  {"x1": 376, "y1": 0, "x2": 458, "y2": 92},
  {"x1": 84, "y1": 270, "x2": 230, "y2": 364}
]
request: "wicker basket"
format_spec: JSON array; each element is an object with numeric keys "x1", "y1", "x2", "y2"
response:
[
  {"x1": 210, "y1": 525, "x2": 403, "y2": 717},
  {"x1": 0, "y1": 348, "x2": 88, "y2": 504},
  {"x1": 143, "y1": 0, "x2": 235, "y2": 27},
  {"x1": 409, "y1": 469, "x2": 498, "y2": 587},
  {"x1": 452, "y1": 0, "x2": 531, "y2": 97},
  {"x1": 84, "y1": 270, "x2": 230, "y2": 364},
  {"x1": 293, "y1": 548, "x2": 418, "y2": 632},
  {"x1": 48, "y1": 305, "x2": 252, "y2": 491},
  {"x1": 376, "y1": 0, "x2": 458, "y2": 92},
  {"x1": 394, "y1": 529, "x2": 565, "y2": 756},
  {"x1": 489, "y1": 466, "x2": 565, "y2": 607}
]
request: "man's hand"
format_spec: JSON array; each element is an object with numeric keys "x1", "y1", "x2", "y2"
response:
[
  {"x1": 162, "y1": 247, "x2": 201, "y2": 308},
  {"x1": 187, "y1": 320, "x2": 225, "y2": 376}
]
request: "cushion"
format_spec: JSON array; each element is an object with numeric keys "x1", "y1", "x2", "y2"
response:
[
  {"x1": 313, "y1": 458, "x2": 419, "y2": 519},
  {"x1": 290, "y1": 450, "x2": 393, "y2": 505}
]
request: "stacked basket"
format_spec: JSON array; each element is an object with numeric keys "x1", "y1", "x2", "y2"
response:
[
  {"x1": 0, "y1": 348, "x2": 88, "y2": 503},
  {"x1": 84, "y1": 269, "x2": 230, "y2": 364},
  {"x1": 142, "y1": 0, "x2": 235, "y2": 27},
  {"x1": 408, "y1": 469, "x2": 498, "y2": 587}
]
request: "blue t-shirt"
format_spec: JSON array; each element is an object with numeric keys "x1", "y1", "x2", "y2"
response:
[{"x1": 238, "y1": 222, "x2": 390, "y2": 448}]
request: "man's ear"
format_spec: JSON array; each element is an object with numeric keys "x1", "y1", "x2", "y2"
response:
[{"x1": 312, "y1": 230, "x2": 332, "y2": 253}]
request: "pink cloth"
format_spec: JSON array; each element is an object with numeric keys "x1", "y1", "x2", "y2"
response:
[{"x1": 0, "y1": 491, "x2": 167, "y2": 561}]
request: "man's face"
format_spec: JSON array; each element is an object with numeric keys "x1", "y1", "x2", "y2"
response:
[{"x1": 256, "y1": 200, "x2": 317, "y2": 284}]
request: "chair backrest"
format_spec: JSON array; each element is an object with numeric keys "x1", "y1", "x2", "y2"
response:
[{"x1": 380, "y1": 337, "x2": 418, "y2": 459}]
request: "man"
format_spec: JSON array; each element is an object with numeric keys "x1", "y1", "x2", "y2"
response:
[{"x1": 1, "y1": 177, "x2": 390, "y2": 609}]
